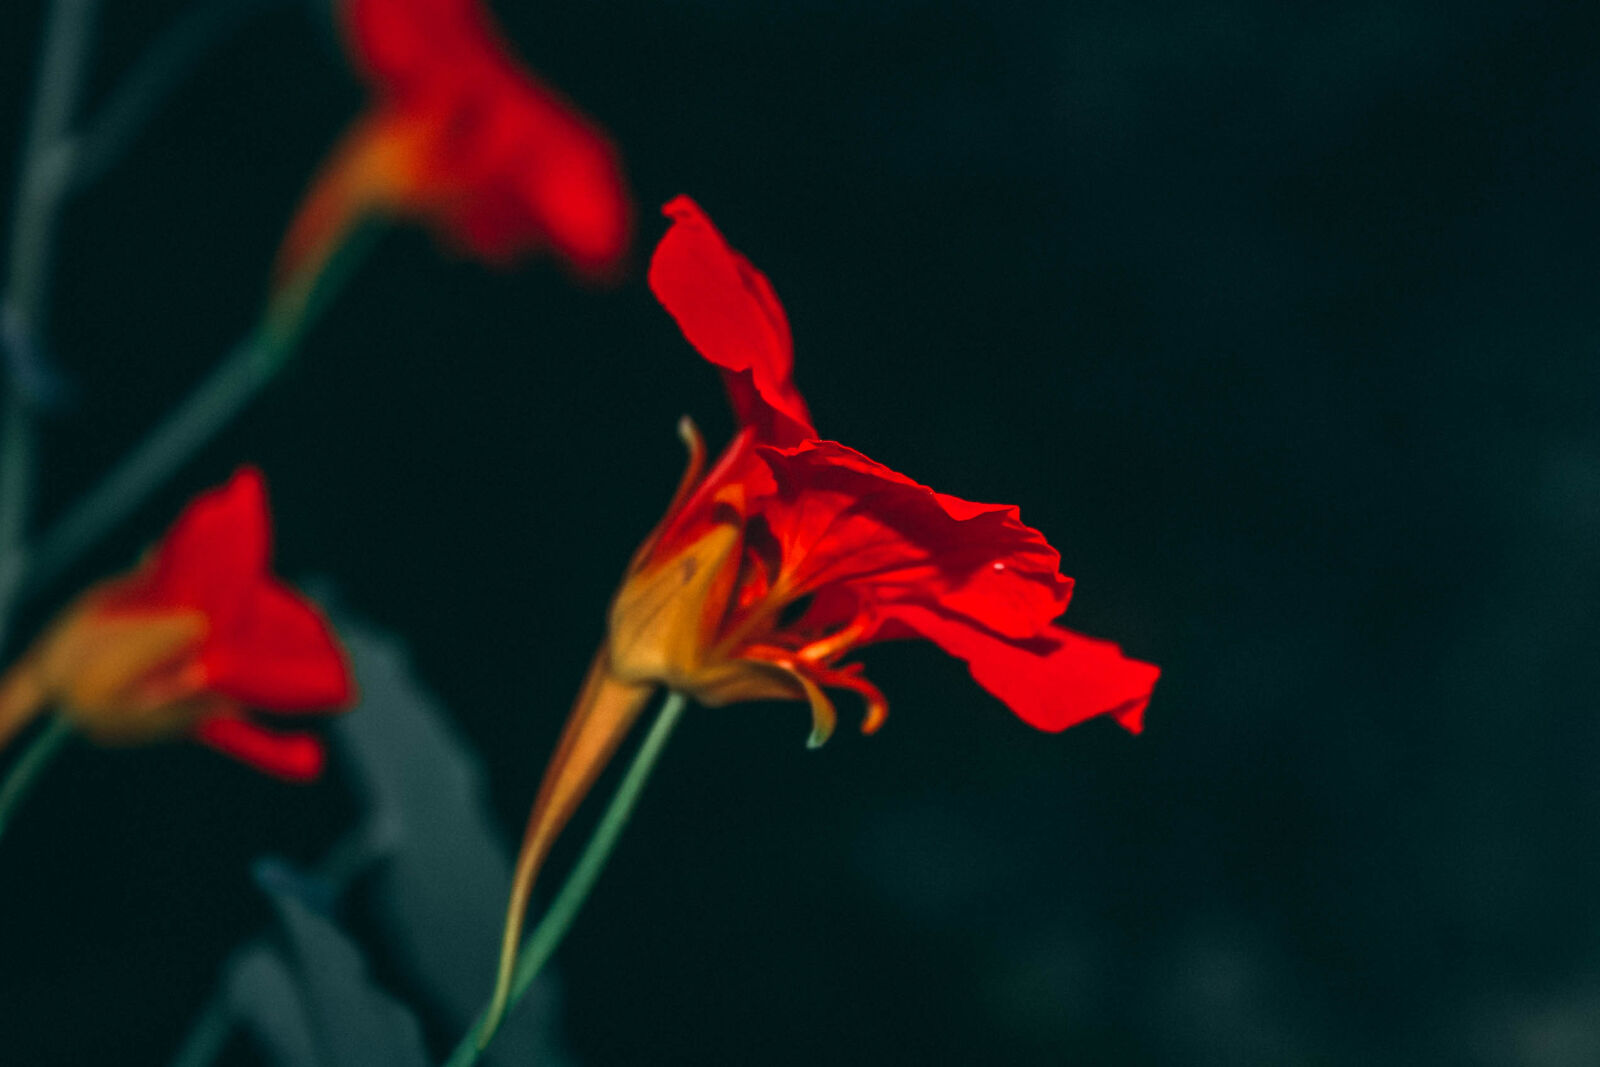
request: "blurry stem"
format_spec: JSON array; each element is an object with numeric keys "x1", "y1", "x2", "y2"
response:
[
  {"x1": 165, "y1": 996, "x2": 231, "y2": 1067},
  {"x1": 26, "y1": 328, "x2": 278, "y2": 592},
  {"x1": 5, "y1": 0, "x2": 97, "y2": 315},
  {"x1": 164, "y1": 807, "x2": 400, "y2": 1066},
  {"x1": 21, "y1": 223, "x2": 379, "y2": 601},
  {"x1": 0, "y1": 715, "x2": 72, "y2": 845},
  {"x1": 0, "y1": 409, "x2": 35, "y2": 652},
  {"x1": 443, "y1": 691, "x2": 689, "y2": 1067},
  {"x1": 0, "y1": 0, "x2": 100, "y2": 653},
  {"x1": 69, "y1": 0, "x2": 290, "y2": 193}
]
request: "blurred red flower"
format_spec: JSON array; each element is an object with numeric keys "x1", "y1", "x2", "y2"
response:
[
  {"x1": 276, "y1": 0, "x2": 632, "y2": 288},
  {"x1": 0, "y1": 469, "x2": 353, "y2": 781},
  {"x1": 497, "y1": 196, "x2": 1159, "y2": 995}
]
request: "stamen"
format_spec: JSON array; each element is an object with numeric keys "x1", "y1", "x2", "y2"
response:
[
  {"x1": 808, "y1": 661, "x2": 890, "y2": 735},
  {"x1": 739, "y1": 648, "x2": 839, "y2": 748},
  {"x1": 631, "y1": 426, "x2": 756, "y2": 576},
  {"x1": 666, "y1": 416, "x2": 707, "y2": 517},
  {"x1": 624, "y1": 417, "x2": 711, "y2": 574},
  {"x1": 796, "y1": 617, "x2": 870, "y2": 666}
]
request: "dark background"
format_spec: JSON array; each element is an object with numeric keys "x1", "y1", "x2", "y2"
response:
[{"x1": 3, "y1": 0, "x2": 1600, "y2": 1063}]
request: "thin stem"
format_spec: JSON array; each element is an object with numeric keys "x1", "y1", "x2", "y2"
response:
[
  {"x1": 6, "y1": 0, "x2": 98, "y2": 313},
  {"x1": 26, "y1": 325, "x2": 275, "y2": 593},
  {"x1": 163, "y1": 809, "x2": 399, "y2": 1066},
  {"x1": 443, "y1": 691, "x2": 689, "y2": 1067},
  {"x1": 69, "y1": 0, "x2": 289, "y2": 194},
  {"x1": 0, "y1": 715, "x2": 72, "y2": 844},
  {"x1": 13, "y1": 1, "x2": 99, "y2": 201},
  {"x1": 0, "y1": 0, "x2": 101, "y2": 653},
  {"x1": 164, "y1": 994, "x2": 232, "y2": 1067},
  {"x1": 0, "y1": 403, "x2": 35, "y2": 648},
  {"x1": 21, "y1": 224, "x2": 378, "y2": 602}
]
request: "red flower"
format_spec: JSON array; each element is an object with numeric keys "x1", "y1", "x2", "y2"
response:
[
  {"x1": 626, "y1": 198, "x2": 1158, "y2": 735},
  {"x1": 275, "y1": 0, "x2": 632, "y2": 289},
  {"x1": 0, "y1": 469, "x2": 353, "y2": 781},
  {"x1": 495, "y1": 196, "x2": 1159, "y2": 999}
]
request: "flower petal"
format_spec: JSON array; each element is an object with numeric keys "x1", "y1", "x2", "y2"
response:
[
  {"x1": 327, "y1": 0, "x2": 632, "y2": 278},
  {"x1": 882, "y1": 605, "x2": 1158, "y2": 733},
  {"x1": 202, "y1": 581, "x2": 353, "y2": 711},
  {"x1": 649, "y1": 197, "x2": 814, "y2": 445},
  {"x1": 495, "y1": 652, "x2": 655, "y2": 1033},
  {"x1": 754, "y1": 440, "x2": 1071, "y2": 640},
  {"x1": 457, "y1": 78, "x2": 632, "y2": 275},
  {"x1": 193, "y1": 714, "x2": 326, "y2": 781},
  {"x1": 345, "y1": 0, "x2": 490, "y2": 99},
  {"x1": 146, "y1": 468, "x2": 270, "y2": 623}
]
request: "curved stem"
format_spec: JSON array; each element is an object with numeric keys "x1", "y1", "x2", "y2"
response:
[
  {"x1": 164, "y1": 992, "x2": 231, "y2": 1067},
  {"x1": 0, "y1": 715, "x2": 72, "y2": 844},
  {"x1": 163, "y1": 806, "x2": 400, "y2": 1066},
  {"x1": 21, "y1": 223, "x2": 378, "y2": 602},
  {"x1": 5, "y1": 0, "x2": 98, "y2": 316},
  {"x1": 443, "y1": 690, "x2": 689, "y2": 1067},
  {"x1": 0, "y1": 0, "x2": 101, "y2": 654},
  {"x1": 25, "y1": 325, "x2": 277, "y2": 594},
  {"x1": 0, "y1": 406, "x2": 36, "y2": 651},
  {"x1": 69, "y1": 0, "x2": 289, "y2": 194}
]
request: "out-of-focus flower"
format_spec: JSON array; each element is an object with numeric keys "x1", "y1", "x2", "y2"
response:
[
  {"x1": 0, "y1": 469, "x2": 353, "y2": 781},
  {"x1": 495, "y1": 196, "x2": 1159, "y2": 1002},
  {"x1": 275, "y1": 0, "x2": 632, "y2": 290}
]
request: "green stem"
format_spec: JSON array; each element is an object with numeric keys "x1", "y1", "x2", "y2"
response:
[
  {"x1": 164, "y1": 993, "x2": 231, "y2": 1067},
  {"x1": 0, "y1": 0, "x2": 101, "y2": 653},
  {"x1": 163, "y1": 807, "x2": 400, "y2": 1065},
  {"x1": 68, "y1": 0, "x2": 288, "y2": 195},
  {"x1": 5, "y1": 0, "x2": 97, "y2": 315},
  {"x1": 26, "y1": 325, "x2": 281, "y2": 594},
  {"x1": 0, "y1": 715, "x2": 72, "y2": 844},
  {"x1": 21, "y1": 224, "x2": 378, "y2": 602},
  {"x1": 443, "y1": 690, "x2": 689, "y2": 1067},
  {"x1": 0, "y1": 401, "x2": 35, "y2": 648}
]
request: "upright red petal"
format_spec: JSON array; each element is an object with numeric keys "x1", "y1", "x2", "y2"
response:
[
  {"x1": 202, "y1": 581, "x2": 353, "y2": 711},
  {"x1": 881, "y1": 604, "x2": 1158, "y2": 733},
  {"x1": 146, "y1": 468, "x2": 270, "y2": 623},
  {"x1": 649, "y1": 197, "x2": 814, "y2": 446}
]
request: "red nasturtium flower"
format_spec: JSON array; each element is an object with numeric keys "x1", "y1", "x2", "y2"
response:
[
  {"x1": 275, "y1": 0, "x2": 632, "y2": 289},
  {"x1": 0, "y1": 469, "x2": 353, "y2": 781},
  {"x1": 494, "y1": 196, "x2": 1160, "y2": 998}
]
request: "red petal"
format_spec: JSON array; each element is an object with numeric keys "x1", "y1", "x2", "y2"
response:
[
  {"x1": 455, "y1": 79, "x2": 632, "y2": 275},
  {"x1": 753, "y1": 440, "x2": 1071, "y2": 641},
  {"x1": 333, "y1": 2, "x2": 632, "y2": 278},
  {"x1": 345, "y1": 0, "x2": 488, "y2": 99},
  {"x1": 202, "y1": 581, "x2": 353, "y2": 711},
  {"x1": 648, "y1": 197, "x2": 814, "y2": 445},
  {"x1": 883, "y1": 605, "x2": 1158, "y2": 733},
  {"x1": 192, "y1": 715, "x2": 326, "y2": 781},
  {"x1": 146, "y1": 468, "x2": 271, "y2": 622}
]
